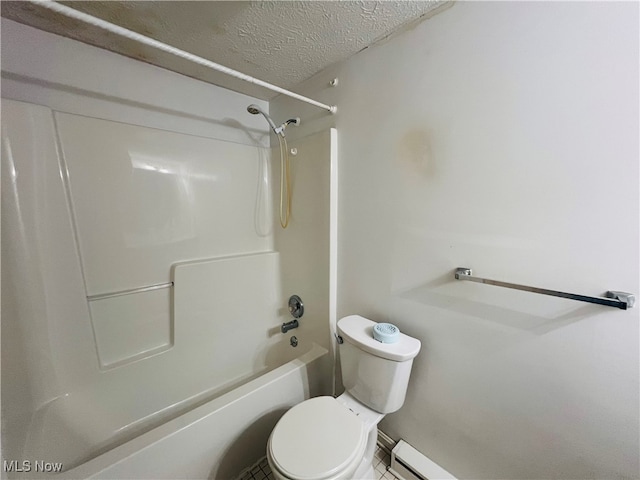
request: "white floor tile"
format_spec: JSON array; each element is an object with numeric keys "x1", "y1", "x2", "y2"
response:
[{"x1": 239, "y1": 449, "x2": 400, "y2": 480}]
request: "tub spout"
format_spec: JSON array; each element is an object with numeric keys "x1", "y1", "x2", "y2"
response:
[{"x1": 281, "y1": 319, "x2": 299, "y2": 334}]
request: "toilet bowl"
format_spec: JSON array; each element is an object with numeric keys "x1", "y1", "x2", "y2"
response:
[
  {"x1": 267, "y1": 315, "x2": 421, "y2": 480},
  {"x1": 267, "y1": 396, "x2": 374, "y2": 480}
]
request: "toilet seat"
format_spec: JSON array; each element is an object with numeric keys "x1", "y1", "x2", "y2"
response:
[{"x1": 268, "y1": 396, "x2": 367, "y2": 480}]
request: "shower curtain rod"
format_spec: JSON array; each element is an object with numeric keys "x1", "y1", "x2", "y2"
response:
[{"x1": 30, "y1": 0, "x2": 338, "y2": 114}]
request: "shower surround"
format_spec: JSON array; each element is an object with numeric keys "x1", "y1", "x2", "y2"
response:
[{"x1": 2, "y1": 18, "x2": 335, "y2": 478}]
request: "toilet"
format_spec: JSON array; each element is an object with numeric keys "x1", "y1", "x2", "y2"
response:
[{"x1": 267, "y1": 315, "x2": 421, "y2": 480}]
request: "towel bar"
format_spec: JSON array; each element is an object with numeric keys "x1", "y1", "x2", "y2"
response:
[{"x1": 454, "y1": 268, "x2": 634, "y2": 310}]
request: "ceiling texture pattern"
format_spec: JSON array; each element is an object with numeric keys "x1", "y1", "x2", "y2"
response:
[{"x1": 1, "y1": 1, "x2": 448, "y2": 99}]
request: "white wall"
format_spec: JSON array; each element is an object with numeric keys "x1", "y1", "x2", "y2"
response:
[
  {"x1": 272, "y1": 2, "x2": 639, "y2": 479},
  {"x1": 272, "y1": 129, "x2": 338, "y2": 386}
]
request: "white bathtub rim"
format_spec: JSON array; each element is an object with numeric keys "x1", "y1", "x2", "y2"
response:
[{"x1": 58, "y1": 343, "x2": 328, "y2": 479}]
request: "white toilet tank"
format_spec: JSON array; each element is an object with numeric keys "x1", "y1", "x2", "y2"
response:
[{"x1": 337, "y1": 315, "x2": 421, "y2": 414}]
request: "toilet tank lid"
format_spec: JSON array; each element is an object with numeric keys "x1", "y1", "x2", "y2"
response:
[{"x1": 337, "y1": 315, "x2": 421, "y2": 362}]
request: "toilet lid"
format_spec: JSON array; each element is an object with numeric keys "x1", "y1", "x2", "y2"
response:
[{"x1": 269, "y1": 396, "x2": 366, "y2": 480}]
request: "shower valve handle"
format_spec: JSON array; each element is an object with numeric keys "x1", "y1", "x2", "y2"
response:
[{"x1": 288, "y1": 295, "x2": 304, "y2": 318}]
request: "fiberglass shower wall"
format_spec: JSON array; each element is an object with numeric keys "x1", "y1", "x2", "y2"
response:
[{"x1": 1, "y1": 18, "x2": 321, "y2": 470}]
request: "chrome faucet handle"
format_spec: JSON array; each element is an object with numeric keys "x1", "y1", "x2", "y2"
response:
[{"x1": 288, "y1": 295, "x2": 304, "y2": 319}]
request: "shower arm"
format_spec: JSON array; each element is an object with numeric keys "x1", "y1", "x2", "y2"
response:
[
  {"x1": 29, "y1": 0, "x2": 338, "y2": 114},
  {"x1": 271, "y1": 118, "x2": 301, "y2": 137}
]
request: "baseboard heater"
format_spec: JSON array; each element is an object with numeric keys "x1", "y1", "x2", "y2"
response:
[{"x1": 389, "y1": 439, "x2": 457, "y2": 480}]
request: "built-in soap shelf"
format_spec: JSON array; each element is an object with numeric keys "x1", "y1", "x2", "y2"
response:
[{"x1": 87, "y1": 282, "x2": 173, "y2": 302}]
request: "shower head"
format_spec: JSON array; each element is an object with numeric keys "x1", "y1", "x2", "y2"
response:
[
  {"x1": 247, "y1": 104, "x2": 278, "y2": 133},
  {"x1": 247, "y1": 104, "x2": 300, "y2": 137}
]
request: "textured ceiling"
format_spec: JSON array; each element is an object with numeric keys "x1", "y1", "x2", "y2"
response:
[{"x1": 1, "y1": 1, "x2": 447, "y2": 99}]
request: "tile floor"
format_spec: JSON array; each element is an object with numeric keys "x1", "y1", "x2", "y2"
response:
[
  {"x1": 237, "y1": 444, "x2": 400, "y2": 480},
  {"x1": 237, "y1": 457, "x2": 273, "y2": 480},
  {"x1": 373, "y1": 444, "x2": 401, "y2": 480}
]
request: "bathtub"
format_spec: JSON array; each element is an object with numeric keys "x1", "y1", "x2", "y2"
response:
[{"x1": 17, "y1": 344, "x2": 329, "y2": 480}]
